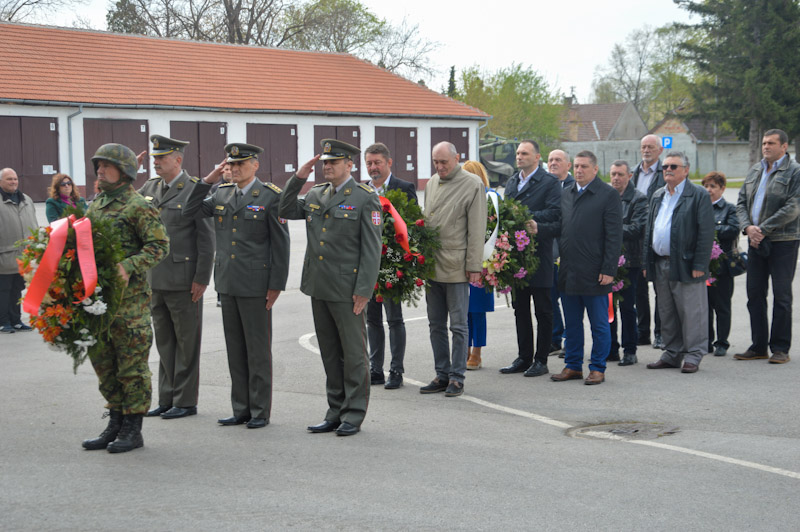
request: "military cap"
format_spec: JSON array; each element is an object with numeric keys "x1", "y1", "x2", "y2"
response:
[
  {"x1": 150, "y1": 135, "x2": 189, "y2": 156},
  {"x1": 225, "y1": 143, "x2": 263, "y2": 162},
  {"x1": 319, "y1": 138, "x2": 361, "y2": 161}
]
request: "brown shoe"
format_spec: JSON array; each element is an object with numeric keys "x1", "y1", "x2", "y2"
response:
[
  {"x1": 466, "y1": 352, "x2": 482, "y2": 370},
  {"x1": 584, "y1": 370, "x2": 605, "y2": 385},
  {"x1": 646, "y1": 360, "x2": 678, "y2": 369},
  {"x1": 681, "y1": 363, "x2": 699, "y2": 373},
  {"x1": 769, "y1": 352, "x2": 791, "y2": 364},
  {"x1": 733, "y1": 350, "x2": 768, "y2": 360},
  {"x1": 550, "y1": 368, "x2": 583, "y2": 382}
]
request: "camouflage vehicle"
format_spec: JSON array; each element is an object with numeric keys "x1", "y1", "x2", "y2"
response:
[{"x1": 479, "y1": 135, "x2": 520, "y2": 188}]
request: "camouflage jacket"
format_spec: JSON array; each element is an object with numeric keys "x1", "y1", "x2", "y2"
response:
[{"x1": 87, "y1": 184, "x2": 169, "y2": 322}]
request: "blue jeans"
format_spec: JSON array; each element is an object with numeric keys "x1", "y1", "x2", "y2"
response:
[
  {"x1": 610, "y1": 267, "x2": 640, "y2": 355},
  {"x1": 551, "y1": 264, "x2": 564, "y2": 346},
  {"x1": 562, "y1": 293, "x2": 611, "y2": 373},
  {"x1": 426, "y1": 281, "x2": 469, "y2": 383}
]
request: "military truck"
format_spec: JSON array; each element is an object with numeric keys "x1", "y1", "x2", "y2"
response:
[{"x1": 479, "y1": 135, "x2": 519, "y2": 187}]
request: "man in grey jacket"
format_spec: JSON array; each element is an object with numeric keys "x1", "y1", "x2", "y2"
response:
[
  {"x1": 644, "y1": 152, "x2": 714, "y2": 373},
  {"x1": 734, "y1": 129, "x2": 800, "y2": 365},
  {"x1": 420, "y1": 142, "x2": 487, "y2": 397}
]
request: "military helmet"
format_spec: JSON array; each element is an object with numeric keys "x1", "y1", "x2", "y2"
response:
[{"x1": 92, "y1": 143, "x2": 139, "y2": 181}]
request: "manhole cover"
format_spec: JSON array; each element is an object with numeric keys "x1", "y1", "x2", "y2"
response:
[{"x1": 568, "y1": 422, "x2": 680, "y2": 441}]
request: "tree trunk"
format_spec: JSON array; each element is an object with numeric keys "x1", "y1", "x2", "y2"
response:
[{"x1": 748, "y1": 118, "x2": 761, "y2": 166}]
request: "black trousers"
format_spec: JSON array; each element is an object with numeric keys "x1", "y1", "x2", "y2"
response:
[
  {"x1": 512, "y1": 286, "x2": 553, "y2": 365},
  {"x1": 0, "y1": 273, "x2": 24, "y2": 327},
  {"x1": 746, "y1": 240, "x2": 799, "y2": 354},
  {"x1": 708, "y1": 274, "x2": 734, "y2": 349}
]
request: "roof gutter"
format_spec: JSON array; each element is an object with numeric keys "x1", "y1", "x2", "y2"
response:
[
  {"x1": 66, "y1": 104, "x2": 83, "y2": 177},
  {"x1": 0, "y1": 98, "x2": 487, "y2": 121}
]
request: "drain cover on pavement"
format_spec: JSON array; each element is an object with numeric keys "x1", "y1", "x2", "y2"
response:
[{"x1": 568, "y1": 422, "x2": 680, "y2": 441}]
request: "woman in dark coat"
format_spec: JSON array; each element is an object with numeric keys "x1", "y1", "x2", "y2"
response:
[
  {"x1": 45, "y1": 173, "x2": 88, "y2": 223},
  {"x1": 703, "y1": 172, "x2": 740, "y2": 357}
]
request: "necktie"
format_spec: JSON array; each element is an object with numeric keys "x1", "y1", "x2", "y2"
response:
[{"x1": 235, "y1": 189, "x2": 243, "y2": 209}]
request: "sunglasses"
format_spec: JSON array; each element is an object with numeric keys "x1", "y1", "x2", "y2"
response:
[
  {"x1": 60, "y1": 181, "x2": 73, "y2": 186},
  {"x1": 663, "y1": 164, "x2": 684, "y2": 171}
]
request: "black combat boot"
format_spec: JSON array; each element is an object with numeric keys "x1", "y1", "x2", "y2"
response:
[
  {"x1": 82, "y1": 410, "x2": 123, "y2": 450},
  {"x1": 106, "y1": 414, "x2": 144, "y2": 453}
]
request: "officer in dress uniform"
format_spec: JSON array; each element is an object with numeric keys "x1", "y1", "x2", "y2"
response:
[
  {"x1": 182, "y1": 143, "x2": 290, "y2": 429},
  {"x1": 137, "y1": 136, "x2": 215, "y2": 419},
  {"x1": 279, "y1": 139, "x2": 382, "y2": 436}
]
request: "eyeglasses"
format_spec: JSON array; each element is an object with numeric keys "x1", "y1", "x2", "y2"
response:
[
  {"x1": 60, "y1": 181, "x2": 73, "y2": 186},
  {"x1": 663, "y1": 164, "x2": 685, "y2": 171}
]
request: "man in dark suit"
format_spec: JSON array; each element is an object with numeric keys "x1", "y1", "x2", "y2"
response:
[
  {"x1": 137, "y1": 135, "x2": 215, "y2": 419},
  {"x1": 644, "y1": 151, "x2": 714, "y2": 373},
  {"x1": 363, "y1": 142, "x2": 417, "y2": 390},
  {"x1": 551, "y1": 150, "x2": 622, "y2": 385},
  {"x1": 280, "y1": 139, "x2": 382, "y2": 436},
  {"x1": 500, "y1": 140, "x2": 561, "y2": 377},
  {"x1": 608, "y1": 160, "x2": 647, "y2": 366},
  {"x1": 546, "y1": 149, "x2": 573, "y2": 356},
  {"x1": 632, "y1": 134, "x2": 666, "y2": 349},
  {"x1": 183, "y1": 143, "x2": 290, "y2": 429}
]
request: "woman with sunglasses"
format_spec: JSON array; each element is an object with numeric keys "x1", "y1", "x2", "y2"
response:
[{"x1": 45, "y1": 173, "x2": 88, "y2": 223}]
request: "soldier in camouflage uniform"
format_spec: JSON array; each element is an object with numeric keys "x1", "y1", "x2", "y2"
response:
[{"x1": 82, "y1": 143, "x2": 169, "y2": 454}]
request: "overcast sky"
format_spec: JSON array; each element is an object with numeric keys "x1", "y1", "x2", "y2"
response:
[{"x1": 62, "y1": 0, "x2": 695, "y2": 103}]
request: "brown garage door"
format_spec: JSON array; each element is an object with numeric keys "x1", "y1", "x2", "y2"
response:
[
  {"x1": 430, "y1": 127, "x2": 470, "y2": 177},
  {"x1": 84, "y1": 119, "x2": 149, "y2": 193},
  {"x1": 374, "y1": 127, "x2": 418, "y2": 186},
  {"x1": 0, "y1": 116, "x2": 59, "y2": 201},
  {"x1": 169, "y1": 121, "x2": 228, "y2": 179},
  {"x1": 313, "y1": 125, "x2": 361, "y2": 184},
  {"x1": 245, "y1": 124, "x2": 298, "y2": 188}
]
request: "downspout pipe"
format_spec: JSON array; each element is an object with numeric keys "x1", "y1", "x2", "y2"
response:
[{"x1": 67, "y1": 104, "x2": 84, "y2": 178}]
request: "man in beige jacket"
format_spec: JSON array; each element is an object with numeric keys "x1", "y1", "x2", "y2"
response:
[{"x1": 420, "y1": 142, "x2": 487, "y2": 397}]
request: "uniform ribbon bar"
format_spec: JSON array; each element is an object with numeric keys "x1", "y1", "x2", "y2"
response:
[{"x1": 22, "y1": 215, "x2": 97, "y2": 314}]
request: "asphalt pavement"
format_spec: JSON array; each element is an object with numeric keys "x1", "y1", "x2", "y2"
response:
[{"x1": 1, "y1": 188, "x2": 799, "y2": 531}]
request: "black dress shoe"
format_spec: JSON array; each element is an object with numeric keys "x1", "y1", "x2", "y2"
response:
[
  {"x1": 523, "y1": 361, "x2": 549, "y2": 377},
  {"x1": 653, "y1": 334, "x2": 665, "y2": 350},
  {"x1": 618, "y1": 353, "x2": 638, "y2": 366},
  {"x1": 246, "y1": 418, "x2": 268, "y2": 428},
  {"x1": 713, "y1": 346, "x2": 727, "y2": 357},
  {"x1": 161, "y1": 406, "x2": 197, "y2": 419},
  {"x1": 146, "y1": 405, "x2": 171, "y2": 417},
  {"x1": 499, "y1": 358, "x2": 530, "y2": 374},
  {"x1": 384, "y1": 372, "x2": 403, "y2": 389},
  {"x1": 308, "y1": 420, "x2": 340, "y2": 433},
  {"x1": 218, "y1": 415, "x2": 251, "y2": 426},
  {"x1": 335, "y1": 422, "x2": 360, "y2": 436},
  {"x1": 370, "y1": 372, "x2": 385, "y2": 385}
]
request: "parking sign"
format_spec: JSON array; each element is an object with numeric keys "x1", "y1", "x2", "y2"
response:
[{"x1": 662, "y1": 136, "x2": 673, "y2": 149}]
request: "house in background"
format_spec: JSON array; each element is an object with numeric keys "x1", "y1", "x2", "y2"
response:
[
  {"x1": 0, "y1": 22, "x2": 488, "y2": 201},
  {"x1": 559, "y1": 102, "x2": 648, "y2": 172}
]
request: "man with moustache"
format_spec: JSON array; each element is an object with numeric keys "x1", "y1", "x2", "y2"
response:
[
  {"x1": 499, "y1": 140, "x2": 561, "y2": 378},
  {"x1": 644, "y1": 152, "x2": 714, "y2": 373},
  {"x1": 608, "y1": 160, "x2": 647, "y2": 366},
  {"x1": 183, "y1": 143, "x2": 290, "y2": 429},
  {"x1": 632, "y1": 134, "x2": 666, "y2": 349},
  {"x1": 363, "y1": 142, "x2": 417, "y2": 390},
  {"x1": 137, "y1": 135, "x2": 215, "y2": 419},
  {"x1": 550, "y1": 151, "x2": 622, "y2": 385},
  {"x1": 546, "y1": 149, "x2": 573, "y2": 357},
  {"x1": 280, "y1": 139, "x2": 382, "y2": 436}
]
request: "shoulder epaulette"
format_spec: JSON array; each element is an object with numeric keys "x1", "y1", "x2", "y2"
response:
[
  {"x1": 312, "y1": 183, "x2": 327, "y2": 188},
  {"x1": 358, "y1": 183, "x2": 374, "y2": 193},
  {"x1": 265, "y1": 182, "x2": 282, "y2": 194},
  {"x1": 189, "y1": 176, "x2": 199, "y2": 183},
  {"x1": 147, "y1": 176, "x2": 161, "y2": 181},
  {"x1": 219, "y1": 183, "x2": 235, "y2": 187}
]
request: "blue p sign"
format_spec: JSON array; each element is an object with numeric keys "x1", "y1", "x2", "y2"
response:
[{"x1": 662, "y1": 136, "x2": 673, "y2": 149}]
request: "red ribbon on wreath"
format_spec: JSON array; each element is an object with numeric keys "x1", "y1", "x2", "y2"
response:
[
  {"x1": 379, "y1": 196, "x2": 419, "y2": 256},
  {"x1": 23, "y1": 215, "x2": 97, "y2": 314}
]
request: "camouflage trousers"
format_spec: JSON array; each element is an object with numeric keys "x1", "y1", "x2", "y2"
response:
[{"x1": 88, "y1": 314, "x2": 153, "y2": 415}]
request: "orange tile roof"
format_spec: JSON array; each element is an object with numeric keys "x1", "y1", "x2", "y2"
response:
[
  {"x1": 561, "y1": 102, "x2": 630, "y2": 142},
  {"x1": 0, "y1": 22, "x2": 487, "y2": 119}
]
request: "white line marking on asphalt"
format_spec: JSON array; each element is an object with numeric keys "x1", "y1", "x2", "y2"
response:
[{"x1": 297, "y1": 332, "x2": 799, "y2": 481}]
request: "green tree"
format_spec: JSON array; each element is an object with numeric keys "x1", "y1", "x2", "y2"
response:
[
  {"x1": 457, "y1": 64, "x2": 564, "y2": 149},
  {"x1": 284, "y1": 0, "x2": 383, "y2": 53},
  {"x1": 446, "y1": 66, "x2": 457, "y2": 98},
  {"x1": 675, "y1": 0, "x2": 800, "y2": 163}
]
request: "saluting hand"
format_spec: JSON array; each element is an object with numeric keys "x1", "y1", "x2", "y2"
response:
[
  {"x1": 203, "y1": 157, "x2": 228, "y2": 184},
  {"x1": 296, "y1": 155, "x2": 321, "y2": 180},
  {"x1": 136, "y1": 151, "x2": 147, "y2": 169}
]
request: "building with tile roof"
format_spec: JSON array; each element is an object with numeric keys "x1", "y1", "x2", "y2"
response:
[{"x1": 0, "y1": 22, "x2": 488, "y2": 199}]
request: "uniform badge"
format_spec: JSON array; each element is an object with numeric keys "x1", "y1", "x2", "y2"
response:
[
  {"x1": 152, "y1": 138, "x2": 160, "y2": 148},
  {"x1": 231, "y1": 145, "x2": 240, "y2": 156},
  {"x1": 344, "y1": 188, "x2": 352, "y2": 195},
  {"x1": 339, "y1": 205, "x2": 355, "y2": 210},
  {"x1": 309, "y1": 203, "x2": 321, "y2": 210},
  {"x1": 307, "y1": 215, "x2": 313, "y2": 222},
  {"x1": 215, "y1": 205, "x2": 225, "y2": 210},
  {"x1": 177, "y1": 182, "x2": 184, "y2": 189},
  {"x1": 247, "y1": 205, "x2": 265, "y2": 212},
  {"x1": 372, "y1": 211, "x2": 381, "y2": 225},
  {"x1": 218, "y1": 216, "x2": 223, "y2": 223},
  {"x1": 252, "y1": 188, "x2": 260, "y2": 196},
  {"x1": 278, "y1": 217, "x2": 287, "y2": 224},
  {"x1": 323, "y1": 142, "x2": 332, "y2": 153}
]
